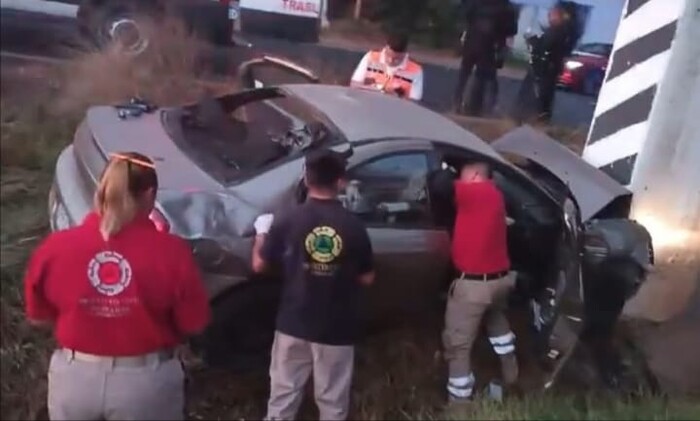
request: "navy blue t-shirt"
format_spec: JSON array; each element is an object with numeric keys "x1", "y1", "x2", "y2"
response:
[{"x1": 261, "y1": 198, "x2": 373, "y2": 345}]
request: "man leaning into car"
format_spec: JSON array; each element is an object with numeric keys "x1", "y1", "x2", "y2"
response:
[
  {"x1": 251, "y1": 150, "x2": 375, "y2": 420},
  {"x1": 443, "y1": 161, "x2": 519, "y2": 404}
]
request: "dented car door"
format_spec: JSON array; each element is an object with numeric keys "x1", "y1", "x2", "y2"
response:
[{"x1": 343, "y1": 141, "x2": 452, "y2": 325}]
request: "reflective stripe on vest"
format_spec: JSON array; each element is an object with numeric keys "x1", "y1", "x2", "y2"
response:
[{"x1": 364, "y1": 50, "x2": 421, "y2": 98}]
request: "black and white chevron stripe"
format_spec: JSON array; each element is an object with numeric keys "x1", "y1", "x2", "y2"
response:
[{"x1": 583, "y1": 0, "x2": 685, "y2": 186}]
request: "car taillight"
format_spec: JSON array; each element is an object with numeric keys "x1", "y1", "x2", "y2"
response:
[{"x1": 149, "y1": 209, "x2": 170, "y2": 232}]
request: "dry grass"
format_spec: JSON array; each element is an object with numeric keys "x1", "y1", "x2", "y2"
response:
[
  {"x1": 1, "y1": 23, "x2": 697, "y2": 421},
  {"x1": 0, "y1": 101, "x2": 68, "y2": 421},
  {"x1": 55, "y1": 17, "x2": 235, "y2": 116}
]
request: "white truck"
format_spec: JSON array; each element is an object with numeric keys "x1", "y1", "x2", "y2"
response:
[
  {"x1": 1, "y1": 0, "x2": 240, "y2": 54},
  {"x1": 1, "y1": 0, "x2": 328, "y2": 53}
]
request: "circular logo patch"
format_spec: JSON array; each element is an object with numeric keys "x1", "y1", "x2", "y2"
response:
[
  {"x1": 304, "y1": 226, "x2": 343, "y2": 264},
  {"x1": 87, "y1": 251, "x2": 133, "y2": 296}
]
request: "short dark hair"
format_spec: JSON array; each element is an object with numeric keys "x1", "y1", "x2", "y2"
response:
[
  {"x1": 305, "y1": 150, "x2": 347, "y2": 190},
  {"x1": 386, "y1": 32, "x2": 409, "y2": 53},
  {"x1": 461, "y1": 161, "x2": 493, "y2": 179}
]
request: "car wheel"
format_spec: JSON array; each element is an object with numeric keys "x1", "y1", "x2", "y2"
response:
[
  {"x1": 79, "y1": 0, "x2": 157, "y2": 55},
  {"x1": 191, "y1": 278, "x2": 281, "y2": 372},
  {"x1": 583, "y1": 70, "x2": 604, "y2": 97}
]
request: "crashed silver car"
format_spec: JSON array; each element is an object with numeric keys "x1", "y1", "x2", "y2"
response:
[{"x1": 48, "y1": 58, "x2": 653, "y2": 387}]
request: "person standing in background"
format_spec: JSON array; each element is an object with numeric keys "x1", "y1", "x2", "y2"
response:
[
  {"x1": 24, "y1": 152, "x2": 210, "y2": 420},
  {"x1": 350, "y1": 32, "x2": 425, "y2": 101},
  {"x1": 515, "y1": 1, "x2": 581, "y2": 122},
  {"x1": 485, "y1": 1, "x2": 519, "y2": 116},
  {"x1": 252, "y1": 150, "x2": 375, "y2": 421},
  {"x1": 454, "y1": 0, "x2": 518, "y2": 116}
]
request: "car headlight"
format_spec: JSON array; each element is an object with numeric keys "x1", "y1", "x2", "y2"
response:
[{"x1": 565, "y1": 61, "x2": 583, "y2": 70}]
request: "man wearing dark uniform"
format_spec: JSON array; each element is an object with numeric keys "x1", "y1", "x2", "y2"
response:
[
  {"x1": 514, "y1": 2, "x2": 581, "y2": 122},
  {"x1": 252, "y1": 150, "x2": 375, "y2": 421},
  {"x1": 453, "y1": 0, "x2": 519, "y2": 116}
]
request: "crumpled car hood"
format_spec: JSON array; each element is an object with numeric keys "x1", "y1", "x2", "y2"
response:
[{"x1": 491, "y1": 126, "x2": 632, "y2": 222}]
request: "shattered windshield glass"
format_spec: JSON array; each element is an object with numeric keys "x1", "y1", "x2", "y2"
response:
[{"x1": 167, "y1": 94, "x2": 336, "y2": 185}]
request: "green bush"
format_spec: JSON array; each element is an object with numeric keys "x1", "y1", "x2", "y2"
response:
[{"x1": 368, "y1": 0, "x2": 461, "y2": 48}]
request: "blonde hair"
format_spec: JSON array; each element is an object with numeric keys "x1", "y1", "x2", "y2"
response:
[{"x1": 94, "y1": 152, "x2": 157, "y2": 240}]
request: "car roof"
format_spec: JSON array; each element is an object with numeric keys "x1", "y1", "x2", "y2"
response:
[{"x1": 280, "y1": 84, "x2": 505, "y2": 162}]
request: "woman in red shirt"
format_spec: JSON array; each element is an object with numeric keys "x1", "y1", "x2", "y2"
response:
[{"x1": 24, "y1": 152, "x2": 210, "y2": 420}]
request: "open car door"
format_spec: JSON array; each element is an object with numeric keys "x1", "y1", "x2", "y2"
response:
[
  {"x1": 530, "y1": 196, "x2": 587, "y2": 388},
  {"x1": 491, "y1": 127, "x2": 590, "y2": 388}
]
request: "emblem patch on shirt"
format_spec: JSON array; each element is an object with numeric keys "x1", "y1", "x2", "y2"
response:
[
  {"x1": 304, "y1": 226, "x2": 343, "y2": 264},
  {"x1": 87, "y1": 251, "x2": 133, "y2": 296}
]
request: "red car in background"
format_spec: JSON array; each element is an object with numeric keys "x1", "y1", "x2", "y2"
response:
[{"x1": 558, "y1": 43, "x2": 612, "y2": 97}]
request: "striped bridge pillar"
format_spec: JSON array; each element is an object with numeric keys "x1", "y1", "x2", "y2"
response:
[{"x1": 583, "y1": 0, "x2": 700, "y2": 252}]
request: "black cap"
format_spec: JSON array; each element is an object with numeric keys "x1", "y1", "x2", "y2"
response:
[{"x1": 305, "y1": 149, "x2": 347, "y2": 189}]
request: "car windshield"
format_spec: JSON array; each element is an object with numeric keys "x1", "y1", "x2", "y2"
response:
[{"x1": 166, "y1": 91, "x2": 338, "y2": 184}]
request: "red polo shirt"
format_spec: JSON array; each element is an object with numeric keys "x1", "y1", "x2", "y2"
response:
[
  {"x1": 452, "y1": 180, "x2": 510, "y2": 274},
  {"x1": 24, "y1": 212, "x2": 210, "y2": 356}
]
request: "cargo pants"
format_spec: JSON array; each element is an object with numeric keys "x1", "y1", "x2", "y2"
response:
[
  {"x1": 442, "y1": 272, "x2": 519, "y2": 400},
  {"x1": 265, "y1": 331, "x2": 354, "y2": 421},
  {"x1": 47, "y1": 348, "x2": 185, "y2": 420}
]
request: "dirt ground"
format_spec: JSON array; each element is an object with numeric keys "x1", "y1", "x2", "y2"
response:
[{"x1": 1, "y1": 45, "x2": 698, "y2": 420}]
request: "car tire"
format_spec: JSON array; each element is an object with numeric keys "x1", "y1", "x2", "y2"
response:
[
  {"x1": 583, "y1": 69, "x2": 604, "y2": 97},
  {"x1": 78, "y1": 0, "x2": 160, "y2": 55},
  {"x1": 191, "y1": 278, "x2": 281, "y2": 372}
]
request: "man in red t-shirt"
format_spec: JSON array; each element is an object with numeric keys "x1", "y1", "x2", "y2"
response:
[{"x1": 442, "y1": 161, "x2": 519, "y2": 404}]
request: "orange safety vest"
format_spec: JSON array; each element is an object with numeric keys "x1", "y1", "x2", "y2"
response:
[{"x1": 363, "y1": 50, "x2": 422, "y2": 98}]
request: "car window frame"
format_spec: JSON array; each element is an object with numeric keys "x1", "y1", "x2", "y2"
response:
[
  {"x1": 345, "y1": 149, "x2": 440, "y2": 230},
  {"x1": 168, "y1": 87, "x2": 348, "y2": 187},
  {"x1": 432, "y1": 142, "x2": 560, "y2": 227}
]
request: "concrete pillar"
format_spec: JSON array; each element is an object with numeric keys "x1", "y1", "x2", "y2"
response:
[
  {"x1": 583, "y1": 0, "x2": 700, "y2": 322},
  {"x1": 627, "y1": 0, "x2": 700, "y2": 249}
]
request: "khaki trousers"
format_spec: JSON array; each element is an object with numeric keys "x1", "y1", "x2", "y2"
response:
[
  {"x1": 266, "y1": 331, "x2": 354, "y2": 421},
  {"x1": 47, "y1": 349, "x2": 185, "y2": 420},
  {"x1": 442, "y1": 272, "x2": 519, "y2": 399}
]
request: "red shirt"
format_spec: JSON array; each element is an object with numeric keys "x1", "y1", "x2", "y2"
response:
[
  {"x1": 24, "y1": 212, "x2": 210, "y2": 356},
  {"x1": 452, "y1": 180, "x2": 510, "y2": 274}
]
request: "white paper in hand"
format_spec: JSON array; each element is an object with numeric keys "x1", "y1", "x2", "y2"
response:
[{"x1": 254, "y1": 213, "x2": 274, "y2": 235}]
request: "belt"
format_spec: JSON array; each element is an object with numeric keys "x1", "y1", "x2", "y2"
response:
[
  {"x1": 458, "y1": 270, "x2": 510, "y2": 281},
  {"x1": 60, "y1": 348, "x2": 175, "y2": 367}
]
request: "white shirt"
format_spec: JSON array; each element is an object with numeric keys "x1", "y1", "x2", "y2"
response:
[{"x1": 350, "y1": 49, "x2": 424, "y2": 101}]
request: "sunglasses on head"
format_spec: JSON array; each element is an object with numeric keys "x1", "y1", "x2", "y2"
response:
[
  {"x1": 109, "y1": 153, "x2": 156, "y2": 169},
  {"x1": 109, "y1": 153, "x2": 156, "y2": 193}
]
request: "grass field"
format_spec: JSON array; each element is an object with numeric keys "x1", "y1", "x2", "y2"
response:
[{"x1": 1, "y1": 44, "x2": 699, "y2": 420}]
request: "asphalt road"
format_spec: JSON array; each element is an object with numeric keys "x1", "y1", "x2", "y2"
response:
[{"x1": 0, "y1": 8, "x2": 596, "y2": 129}]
